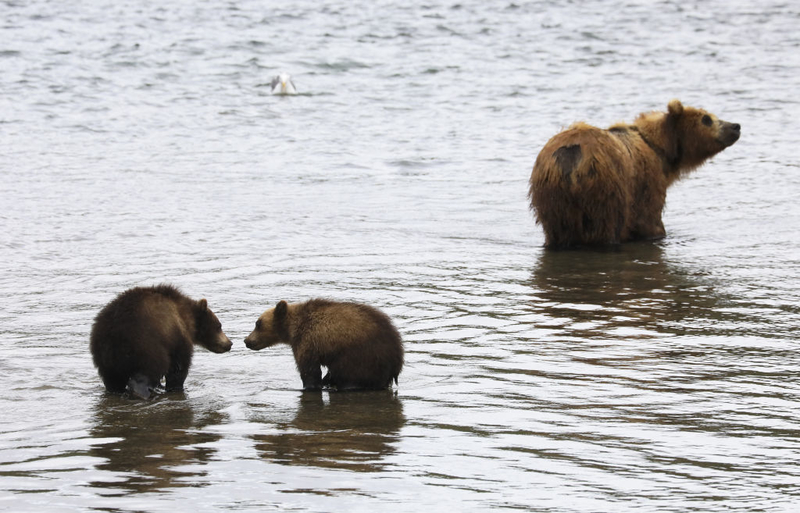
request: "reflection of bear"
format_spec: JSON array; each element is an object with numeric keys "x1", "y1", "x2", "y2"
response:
[
  {"x1": 528, "y1": 100, "x2": 740, "y2": 248},
  {"x1": 90, "y1": 285, "x2": 232, "y2": 399},
  {"x1": 529, "y1": 243, "x2": 723, "y2": 337},
  {"x1": 88, "y1": 394, "x2": 225, "y2": 493},
  {"x1": 253, "y1": 391, "x2": 405, "y2": 472},
  {"x1": 244, "y1": 299, "x2": 404, "y2": 390}
]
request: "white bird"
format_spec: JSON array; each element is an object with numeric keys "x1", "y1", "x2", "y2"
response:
[{"x1": 271, "y1": 73, "x2": 297, "y2": 95}]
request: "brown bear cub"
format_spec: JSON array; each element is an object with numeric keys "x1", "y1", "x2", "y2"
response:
[
  {"x1": 244, "y1": 299, "x2": 404, "y2": 391},
  {"x1": 90, "y1": 284, "x2": 232, "y2": 399},
  {"x1": 528, "y1": 100, "x2": 740, "y2": 248}
]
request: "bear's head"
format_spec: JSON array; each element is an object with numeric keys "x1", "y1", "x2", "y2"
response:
[
  {"x1": 244, "y1": 300, "x2": 290, "y2": 351},
  {"x1": 667, "y1": 99, "x2": 740, "y2": 170},
  {"x1": 194, "y1": 298, "x2": 233, "y2": 353}
]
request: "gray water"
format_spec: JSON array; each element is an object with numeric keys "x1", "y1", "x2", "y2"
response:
[{"x1": 1, "y1": 0, "x2": 799, "y2": 511}]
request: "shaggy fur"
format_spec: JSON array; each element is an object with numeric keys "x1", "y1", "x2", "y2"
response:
[
  {"x1": 528, "y1": 100, "x2": 740, "y2": 248},
  {"x1": 90, "y1": 284, "x2": 232, "y2": 399},
  {"x1": 244, "y1": 299, "x2": 404, "y2": 391}
]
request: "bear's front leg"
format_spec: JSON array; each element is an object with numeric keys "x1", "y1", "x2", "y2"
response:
[
  {"x1": 299, "y1": 364, "x2": 323, "y2": 391},
  {"x1": 165, "y1": 362, "x2": 189, "y2": 392},
  {"x1": 630, "y1": 218, "x2": 666, "y2": 241}
]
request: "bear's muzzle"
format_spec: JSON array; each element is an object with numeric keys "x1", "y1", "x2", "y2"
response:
[{"x1": 719, "y1": 121, "x2": 741, "y2": 147}]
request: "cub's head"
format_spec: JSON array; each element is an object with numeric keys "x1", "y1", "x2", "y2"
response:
[
  {"x1": 244, "y1": 300, "x2": 289, "y2": 350},
  {"x1": 667, "y1": 99, "x2": 740, "y2": 169},
  {"x1": 194, "y1": 299, "x2": 233, "y2": 354}
]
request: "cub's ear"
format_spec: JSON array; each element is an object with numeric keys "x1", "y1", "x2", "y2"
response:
[
  {"x1": 275, "y1": 300, "x2": 288, "y2": 318},
  {"x1": 198, "y1": 298, "x2": 208, "y2": 311},
  {"x1": 668, "y1": 99, "x2": 684, "y2": 116}
]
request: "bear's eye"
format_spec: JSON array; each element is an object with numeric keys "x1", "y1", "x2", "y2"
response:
[
  {"x1": 701, "y1": 115, "x2": 713, "y2": 127},
  {"x1": 217, "y1": 321, "x2": 222, "y2": 331},
  {"x1": 255, "y1": 319, "x2": 262, "y2": 330}
]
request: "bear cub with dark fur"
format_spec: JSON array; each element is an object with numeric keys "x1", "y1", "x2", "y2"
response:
[
  {"x1": 90, "y1": 284, "x2": 232, "y2": 399},
  {"x1": 244, "y1": 299, "x2": 404, "y2": 391},
  {"x1": 528, "y1": 100, "x2": 740, "y2": 248}
]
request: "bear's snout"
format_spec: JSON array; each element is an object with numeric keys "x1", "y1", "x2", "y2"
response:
[
  {"x1": 719, "y1": 120, "x2": 741, "y2": 147},
  {"x1": 244, "y1": 334, "x2": 271, "y2": 351},
  {"x1": 211, "y1": 335, "x2": 233, "y2": 353}
]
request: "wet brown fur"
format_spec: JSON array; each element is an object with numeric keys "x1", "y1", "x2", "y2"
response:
[
  {"x1": 244, "y1": 299, "x2": 404, "y2": 391},
  {"x1": 90, "y1": 284, "x2": 232, "y2": 398},
  {"x1": 528, "y1": 100, "x2": 740, "y2": 248}
]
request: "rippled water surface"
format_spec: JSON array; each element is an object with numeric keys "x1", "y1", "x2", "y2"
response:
[{"x1": 2, "y1": 1, "x2": 799, "y2": 511}]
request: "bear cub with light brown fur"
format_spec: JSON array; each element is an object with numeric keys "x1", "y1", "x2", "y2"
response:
[
  {"x1": 244, "y1": 299, "x2": 404, "y2": 391},
  {"x1": 90, "y1": 284, "x2": 232, "y2": 399},
  {"x1": 528, "y1": 100, "x2": 740, "y2": 248}
]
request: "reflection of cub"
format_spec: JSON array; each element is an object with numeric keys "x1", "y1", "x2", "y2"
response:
[
  {"x1": 253, "y1": 391, "x2": 405, "y2": 472},
  {"x1": 244, "y1": 299, "x2": 404, "y2": 390},
  {"x1": 90, "y1": 285, "x2": 232, "y2": 399}
]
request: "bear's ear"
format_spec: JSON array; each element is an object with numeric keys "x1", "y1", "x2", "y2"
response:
[
  {"x1": 668, "y1": 99, "x2": 684, "y2": 117},
  {"x1": 275, "y1": 300, "x2": 288, "y2": 319},
  {"x1": 198, "y1": 298, "x2": 208, "y2": 311}
]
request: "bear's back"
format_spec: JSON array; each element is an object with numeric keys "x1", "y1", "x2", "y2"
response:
[
  {"x1": 294, "y1": 299, "x2": 398, "y2": 348},
  {"x1": 91, "y1": 285, "x2": 189, "y2": 343}
]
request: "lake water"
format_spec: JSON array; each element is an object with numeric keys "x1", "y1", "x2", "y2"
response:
[{"x1": 1, "y1": 0, "x2": 799, "y2": 511}]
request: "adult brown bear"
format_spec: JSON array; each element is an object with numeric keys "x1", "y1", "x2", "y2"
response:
[
  {"x1": 528, "y1": 100, "x2": 740, "y2": 248},
  {"x1": 244, "y1": 299, "x2": 403, "y2": 391},
  {"x1": 90, "y1": 285, "x2": 232, "y2": 399}
]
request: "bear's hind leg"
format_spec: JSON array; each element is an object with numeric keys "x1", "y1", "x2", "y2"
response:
[
  {"x1": 321, "y1": 371, "x2": 359, "y2": 391},
  {"x1": 326, "y1": 362, "x2": 395, "y2": 391},
  {"x1": 127, "y1": 373, "x2": 158, "y2": 400}
]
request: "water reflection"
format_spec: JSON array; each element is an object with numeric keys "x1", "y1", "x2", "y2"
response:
[
  {"x1": 253, "y1": 391, "x2": 405, "y2": 472},
  {"x1": 87, "y1": 394, "x2": 225, "y2": 493},
  {"x1": 529, "y1": 243, "x2": 725, "y2": 338}
]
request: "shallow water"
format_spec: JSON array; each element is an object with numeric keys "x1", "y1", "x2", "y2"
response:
[{"x1": 1, "y1": 0, "x2": 800, "y2": 511}]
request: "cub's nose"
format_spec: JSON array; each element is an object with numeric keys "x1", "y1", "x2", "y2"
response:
[{"x1": 731, "y1": 123, "x2": 741, "y2": 131}]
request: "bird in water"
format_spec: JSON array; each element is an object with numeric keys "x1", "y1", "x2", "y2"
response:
[{"x1": 271, "y1": 73, "x2": 297, "y2": 95}]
